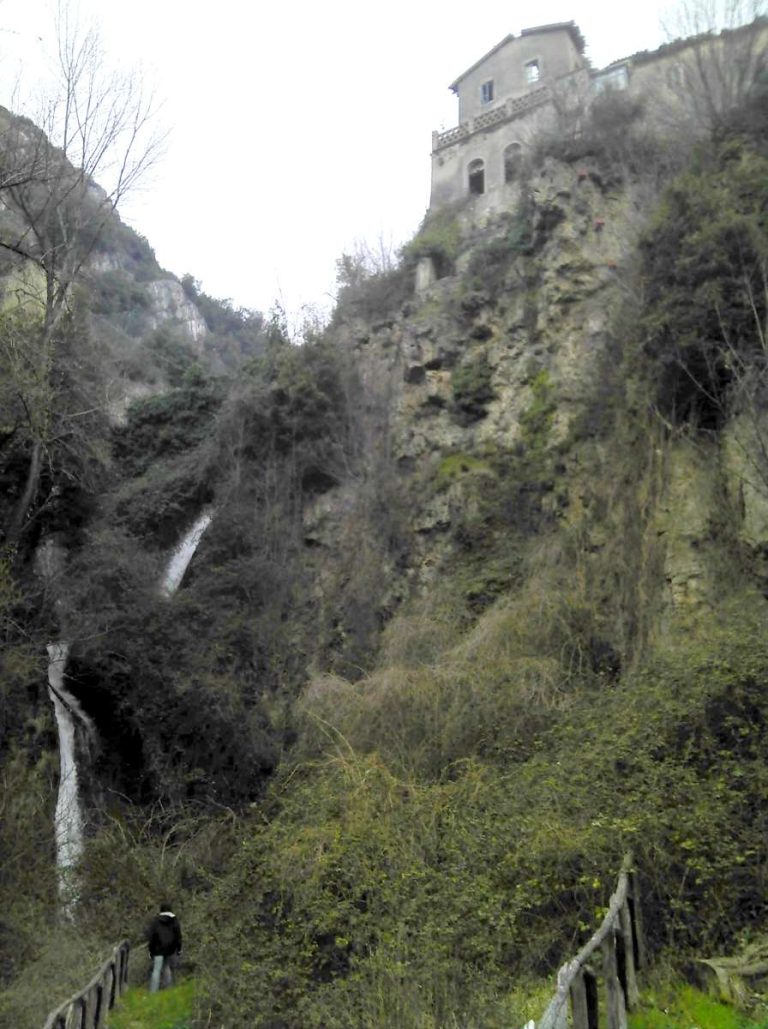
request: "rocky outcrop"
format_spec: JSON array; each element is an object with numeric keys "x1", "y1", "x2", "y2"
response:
[
  {"x1": 146, "y1": 279, "x2": 208, "y2": 345},
  {"x1": 326, "y1": 155, "x2": 765, "y2": 627}
]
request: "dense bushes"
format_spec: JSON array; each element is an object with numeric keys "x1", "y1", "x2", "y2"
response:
[
  {"x1": 90, "y1": 220, "x2": 163, "y2": 282},
  {"x1": 536, "y1": 88, "x2": 661, "y2": 175},
  {"x1": 63, "y1": 522, "x2": 282, "y2": 805},
  {"x1": 113, "y1": 376, "x2": 224, "y2": 480},
  {"x1": 332, "y1": 250, "x2": 413, "y2": 324},
  {"x1": 200, "y1": 597, "x2": 768, "y2": 1027},
  {"x1": 108, "y1": 378, "x2": 222, "y2": 543},
  {"x1": 180, "y1": 274, "x2": 269, "y2": 365},
  {"x1": 65, "y1": 336, "x2": 367, "y2": 805},
  {"x1": 88, "y1": 269, "x2": 151, "y2": 328},
  {"x1": 451, "y1": 353, "x2": 495, "y2": 422},
  {"x1": 640, "y1": 142, "x2": 768, "y2": 427},
  {"x1": 464, "y1": 197, "x2": 534, "y2": 294},
  {"x1": 402, "y1": 205, "x2": 463, "y2": 279},
  {"x1": 202, "y1": 757, "x2": 540, "y2": 1028}
]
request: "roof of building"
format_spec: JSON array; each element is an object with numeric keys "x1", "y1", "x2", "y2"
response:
[
  {"x1": 602, "y1": 16, "x2": 766, "y2": 70},
  {"x1": 449, "y1": 21, "x2": 586, "y2": 93}
]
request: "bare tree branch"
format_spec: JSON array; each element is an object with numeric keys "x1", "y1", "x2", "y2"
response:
[{"x1": 0, "y1": 4, "x2": 165, "y2": 542}]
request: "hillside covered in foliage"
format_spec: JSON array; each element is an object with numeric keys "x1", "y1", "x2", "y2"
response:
[{"x1": 2, "y1": 23, "x2": 768, "y2": 1029}]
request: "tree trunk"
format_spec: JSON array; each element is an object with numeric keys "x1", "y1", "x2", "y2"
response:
[{"x1": 7, "y1": 438, "x2": 43, "y2": 543}]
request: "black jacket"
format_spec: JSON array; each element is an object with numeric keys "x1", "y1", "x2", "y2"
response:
[{"x1": 148, "y1": 911, "x2": 182, "y2": 957}]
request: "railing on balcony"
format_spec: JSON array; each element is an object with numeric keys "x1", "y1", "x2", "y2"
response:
[{"x1": 433, "y1": 86, "x2": 551, "y2": 152}]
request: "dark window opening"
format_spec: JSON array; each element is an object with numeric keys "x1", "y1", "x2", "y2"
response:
[
  {"x1": 504, "y1": 142, "x2": 523, "y2": 182},
  {"x1": 468, "y1": 159, "x2": 485, "y2": 195},
  {"x1": 525, "y1": 59, "x2": 540, "y2": 84},
  {"x1": 481, "y1": 79, "x2": 494, "y2": 104}
]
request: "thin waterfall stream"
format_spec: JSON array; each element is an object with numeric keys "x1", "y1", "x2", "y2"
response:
[
  {"x1": 46, "y1": 508, "x2": 214, "y2": 909},
  {"x1": 161, "y1": 509, "x2": 213, "y2": 595},
  {"x1": 46, "y1": 641, "x2": 94, "y2": 912}
]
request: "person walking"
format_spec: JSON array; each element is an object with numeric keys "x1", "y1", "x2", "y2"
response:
[{"x1": 147, "y1": 902, "x2": 182, "y2": 992}]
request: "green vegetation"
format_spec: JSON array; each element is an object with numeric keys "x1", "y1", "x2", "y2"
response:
[
  {"x1": 451, "y1": 353, "x2": 494, "y2": 421},
  {"x1": 91, "y1": 221, "x2": 163, "y2": 283},
  {"x1": 402, "y1": 205, "x2": 463, "y2": 278},
  {"x1": 519, "y1": 368, "x2": 556, "y2": 449},
  {"x1": 145, "y1": 327, "x2": 202, "y2": 388},
  {"x1": 179, "y1": 274, "x2": 268, "y2": 366},
  {"x1": 0, "y1": 297, "x2": 112, "y2": 550},
  {"x1": 435, "y1": 452, "x2": 494, "y2": 491},
  {"x1": 109, "y1": 979, "x2": 196, "y2": 1029},
  {"x1": 89, "y1": 270, "x2": 152, "y2": 333},
  {"x1": 640, "y1": 142, "x2": 768, "y2": 428},
  {"x1": 332, "y1": 248, "x2": 413, "y2": 324},
  {"x1": 114, "y1": 377, "x2": 224, "y2": 481},
  {"x1": 0, "y1": 930, "x2": 110, "y2": 1028},
  {"x1": 464, "y1": 197, "x2": 534, "y2": 292},
  {"x1": 535, "y1": 87, "x2": 664, "y2": 180},
  {"x1": 629, "y1": 982, "x2": 768, "y2": 1029},
  {"x1": 195, "y1": 594, "x2": 768, "y2": 1026}
]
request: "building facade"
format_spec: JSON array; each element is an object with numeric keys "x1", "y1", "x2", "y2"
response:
[
  {"x1": 430, "y1": 23, "x2": 588, "y2": 212},
  {"x1": 429, "y1": 19, "x2": 768, "y2": 213}
]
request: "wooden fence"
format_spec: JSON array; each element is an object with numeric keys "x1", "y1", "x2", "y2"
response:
[
  {"x1": 531, "y1": 854, "x2": 644, "y2": 1029},
  {"x1": 42, "y1": 940, "x2": 130, "y2": 1029},
  {"x1": 40, "y1": 858, "x2": 640, "y2": 1027}
]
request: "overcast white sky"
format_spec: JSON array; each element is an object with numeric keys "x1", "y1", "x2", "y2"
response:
[{"x1": 0, "y1": 0, "x2": 675, "y2": 323}]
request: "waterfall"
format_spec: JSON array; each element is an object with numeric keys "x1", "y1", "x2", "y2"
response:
[
  {"x1": 44, "y1": 509, "x2": 212, "y2": 911},
  {"x1": 46, "y1": 641, "x2": 95, "y2": 911},
  {"x1": 161, "y1": 509, "x2": 213, "y2": 595}
]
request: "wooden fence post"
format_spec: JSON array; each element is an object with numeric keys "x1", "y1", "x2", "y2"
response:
[
  {"x1": 568, "y1": 963, "x2": 597, "y2": 1029},
  {"x1": 628, "y1": 871, "x2": 646, "y2": 972},
  {"x1": 105, "y1": 961, "x2": 116, "y2": 1009},
  {"x1": 619, "y1": 899, "x2": 639, "y2": 1009},
  {"x1": 602, "y1": 930, "x2": 627, "y2": 1029},
  {"x1": 43, "y1": 940, "x2": 132, "y2": 1029},
  {"x1": 570, "y1": 969, "x2": 592, "y2": 1029},
  {"x1": 585, "y1": 966, "x2": 599, "y2": 1029},
  {"x1": 120, "y1": 941, "x2": 130, "y2": 990}
]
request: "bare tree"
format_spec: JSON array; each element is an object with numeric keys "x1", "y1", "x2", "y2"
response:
[
  {"x1": 0, "y1": 4, "x2": 164, "y2": 543},
  {"x1": 662, "y1": 0, "x2": 768, "y2": 134}
]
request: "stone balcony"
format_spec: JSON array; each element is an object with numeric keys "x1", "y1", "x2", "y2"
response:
[{"x1": 432, "y1": 85, "x2": 551, "y2": 153}]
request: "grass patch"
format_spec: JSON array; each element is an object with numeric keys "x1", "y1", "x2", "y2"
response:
[
  {"x1": 108, "y1": 978, "x2": 196, "y2": 1029},
  {"x1": 629, "y1": 983, "x2": 768, "y2": 1029},
  {"x1": 435, "y1": 452, "x2": 494, "y2": 491}
]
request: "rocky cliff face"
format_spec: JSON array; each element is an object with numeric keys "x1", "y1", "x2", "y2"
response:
[
  {"x1": 307, "y1": 152, "x2": 768, "y2": 662},
  {"x1": 144, "y1": 279, "x2": 208, "y2": 344}
]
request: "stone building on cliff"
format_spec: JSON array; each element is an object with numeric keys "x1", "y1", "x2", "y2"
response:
[{"x1": 429, "y1": 18, "x2": 768, "y2": 214}]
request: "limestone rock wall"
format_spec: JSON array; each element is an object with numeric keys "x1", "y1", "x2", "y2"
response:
[
  {"x1": 145, "y1": 279, "x2": 208, "y2": 345},
  {"x1": 320, "y1": 155, "x2": 767, "y2": 646}
]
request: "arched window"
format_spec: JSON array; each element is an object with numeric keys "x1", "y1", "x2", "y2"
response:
[
  {"x1": 504, "y1": 142, "x2": 523, "y2": 183},
  {"x1": 468, "y1": 159, "x2": 485, "y2": 196}
]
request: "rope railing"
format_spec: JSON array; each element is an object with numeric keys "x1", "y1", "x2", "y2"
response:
[
  {"x1": 42, "y1": 939, "x2": 130, "y2": 1029},
  {"x1": 528, "y1": 854, "x2": 645, "y2": 1029}
]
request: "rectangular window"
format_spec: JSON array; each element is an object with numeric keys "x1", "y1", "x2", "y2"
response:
[
  {"x1": 594, "y1": 66, "x2": 629, "y2": 93},
  {"x1": 525, "y1": 60, "x2": 540, "y2": 85},
  {"x1": 480, "y1": 80, "x2": 494, "y2": 104}
]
